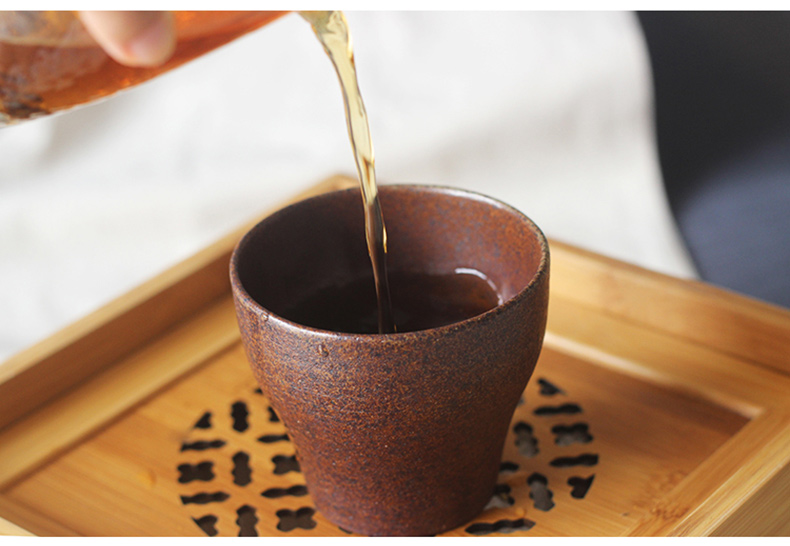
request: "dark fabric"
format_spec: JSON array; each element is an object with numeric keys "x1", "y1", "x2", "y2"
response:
[{"x1": 638, "y1": 12, "x2": 790, "y2": 308}]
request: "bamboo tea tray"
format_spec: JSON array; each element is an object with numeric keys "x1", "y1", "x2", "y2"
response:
[{"x1": 1, "y1": 176, "x2": 789, "y2": 537}]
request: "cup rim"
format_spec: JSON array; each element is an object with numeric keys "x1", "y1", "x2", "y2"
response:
[{"x1": 230, "y1": 184, "x2": 549, "y2": 341}]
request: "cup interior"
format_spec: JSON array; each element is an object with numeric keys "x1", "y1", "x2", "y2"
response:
[{"x1": 233, "y1": 185, "x2": 547, "y2": 332}]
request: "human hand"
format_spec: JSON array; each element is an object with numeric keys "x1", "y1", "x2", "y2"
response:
[{"x1": 78, "y1": 11, "x2": 176, "y2": 67}]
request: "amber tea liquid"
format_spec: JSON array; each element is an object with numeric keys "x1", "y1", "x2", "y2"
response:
[
  {"x1": 302, "y1": 12, "x2": 506, "y2": 335},
  {"x1": 302, "y1": 11, "x2": 396, "y2": 333},
  {"x1": 280, "y1": 269, "x2": 503, "y2": 334}
]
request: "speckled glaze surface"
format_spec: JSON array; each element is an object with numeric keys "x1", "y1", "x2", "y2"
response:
[{"x1": 230, "y1": 185, "x2": 549, "y2": 536}]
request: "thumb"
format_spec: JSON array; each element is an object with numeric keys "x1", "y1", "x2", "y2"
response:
[{"x1": 78, "y1": 11, "x2": 176, "y2": 67}]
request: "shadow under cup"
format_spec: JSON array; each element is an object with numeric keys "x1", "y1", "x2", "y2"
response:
[{"x1": 230, "y1": 185, "x2": 550, "y2": 536}]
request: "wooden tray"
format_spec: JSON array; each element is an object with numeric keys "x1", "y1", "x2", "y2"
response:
[{"x1": 1, "y1": 175, "x2": 789, "y2": 537}]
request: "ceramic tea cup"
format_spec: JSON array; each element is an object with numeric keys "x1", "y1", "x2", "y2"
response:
[{"x1": 230, "y1": 185, "x2": 549, "y2": 536}]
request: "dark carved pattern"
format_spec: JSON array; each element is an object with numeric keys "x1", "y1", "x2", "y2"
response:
[{"x1": 177, "y1": 377, "x2": 599, "y2": 536}]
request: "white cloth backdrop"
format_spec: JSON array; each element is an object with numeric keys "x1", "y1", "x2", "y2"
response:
[{"x1": 0, "y1": 11, "x2": 695, "y2": 364}]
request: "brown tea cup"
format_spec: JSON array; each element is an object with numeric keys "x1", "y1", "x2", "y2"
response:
[{"x1": 230, "y1": 185, "x2": 549, "y2": 536}]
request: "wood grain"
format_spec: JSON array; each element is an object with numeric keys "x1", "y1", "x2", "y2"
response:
[
  {"x1": 0, "y1": 342, "x2": 749, "y2": 537},
  {"x1": 550, "y1": 240, "x2": 790, "y2": 376},
  {"x1": 0, "y1": 496, "x2": 73, "y2": 537},
  {"x1": 711, "y1": 459, "x2": 790, "y2": 536},
  {"x1": 0, "y1": 297, "x2": 239, "y2": 491}
]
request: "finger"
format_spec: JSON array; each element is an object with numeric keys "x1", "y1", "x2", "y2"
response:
[{"x1": 78, "y1": 11, "x2": 176, "y2": 67}]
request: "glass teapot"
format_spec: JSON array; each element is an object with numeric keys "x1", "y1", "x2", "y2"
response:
[{"x1": 0, "y1": 11, "x2": 287, "y2": 127}]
